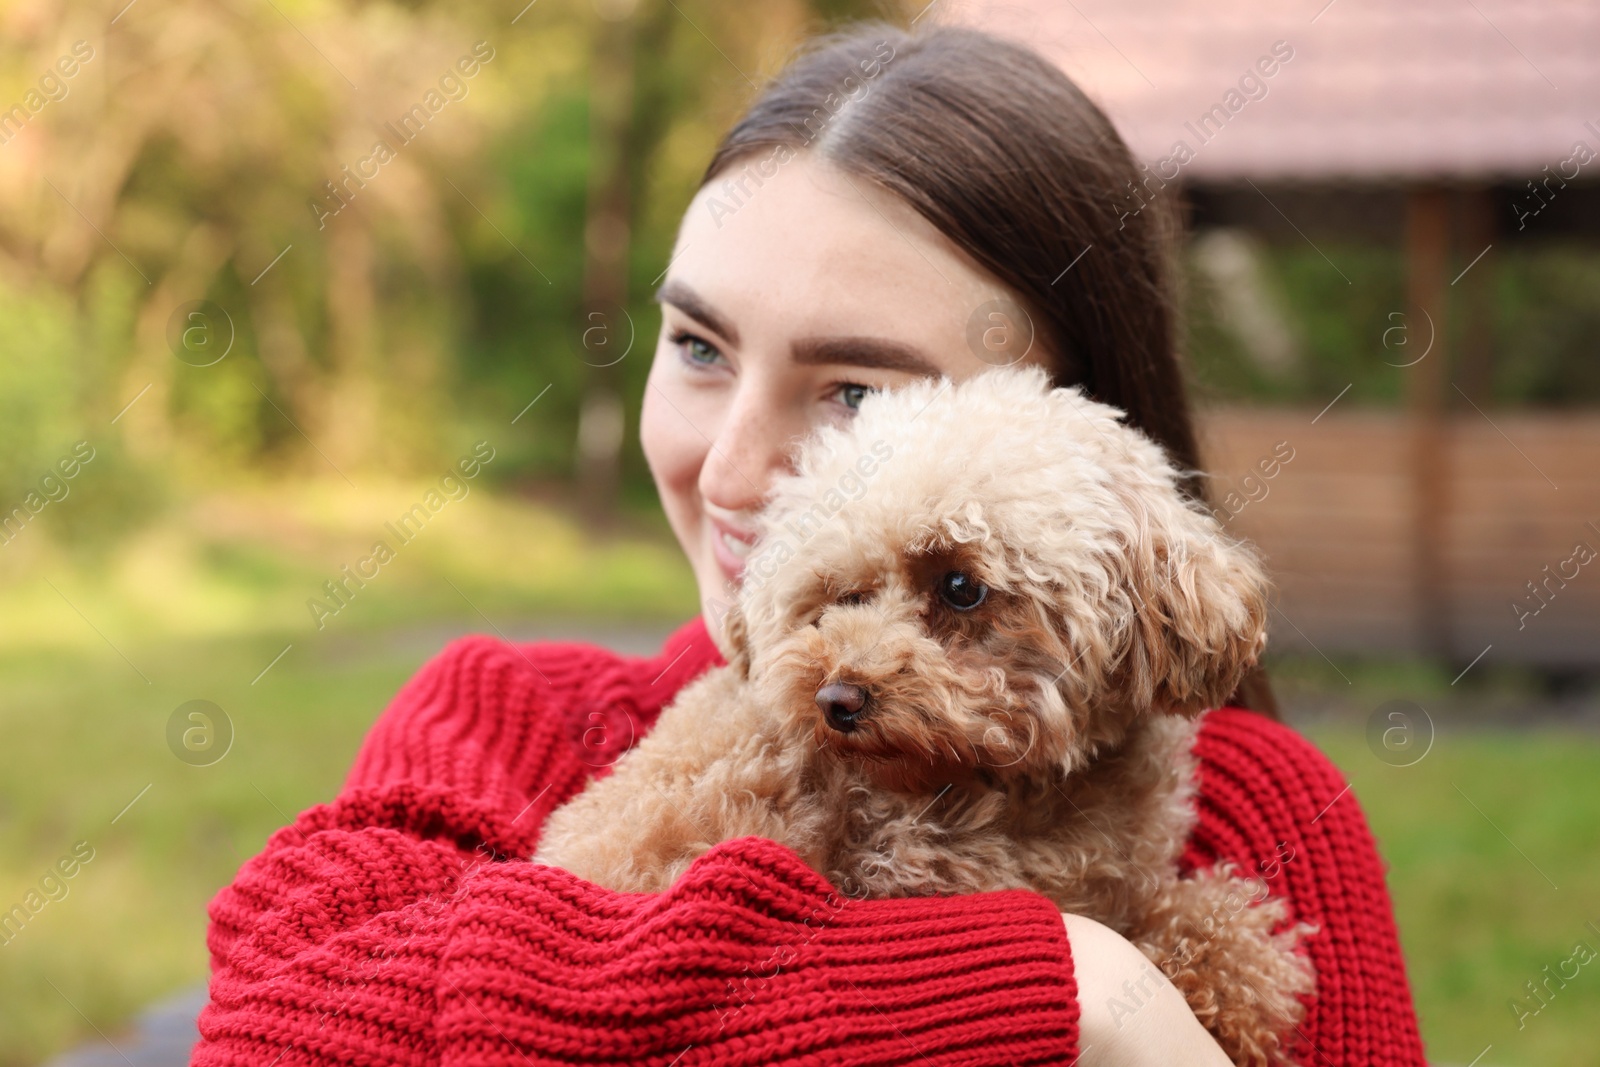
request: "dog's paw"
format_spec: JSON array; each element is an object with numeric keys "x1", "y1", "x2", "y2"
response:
[{"x1": 1135, "y1": 864, "x2": 1316, "y2": 1066}]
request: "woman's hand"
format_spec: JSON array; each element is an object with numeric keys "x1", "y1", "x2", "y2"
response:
[{"x1": 1063, "y1": 913, "x2": 1233, "y2": 1066}]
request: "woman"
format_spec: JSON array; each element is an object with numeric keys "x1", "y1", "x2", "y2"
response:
[{"x1": 197, "y1": 21, "x2": 1427, "y2": 1066}]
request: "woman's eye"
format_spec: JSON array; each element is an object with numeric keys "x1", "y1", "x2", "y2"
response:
[
  {"x1": 836, "y1": 383, "x2": 873, "y2": 411},
  {"x1": 669, "y1": 329, "x2": 720, "y2": 367},
  {"x1": 938, "y1": 570, "x2": 988, "y2": 610}
]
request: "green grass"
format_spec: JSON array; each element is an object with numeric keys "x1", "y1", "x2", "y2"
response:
[
  {"x1": 1302, "y1": 721, "x2": 1600, "y2": 1066},
  {"x1": 0, "y1": 478, "x2": 699, "y2": 652},
  {"x1": 0, "y1": 632, "x2": 428, "y2": 1065},
  {"x1": 5, "y1": 647, "x2": 1596, "y2": 1066},
  {"x1": 0, "y1": 481, "x2": 702, "y2": 1065},
  {"x1": 2, "y1": 480, "x2": 1596, "y2": 1065}
]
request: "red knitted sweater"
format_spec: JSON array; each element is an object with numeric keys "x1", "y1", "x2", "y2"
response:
[{"x1": 197, "y1": 615, "x2": 1428, "y2": 1065}]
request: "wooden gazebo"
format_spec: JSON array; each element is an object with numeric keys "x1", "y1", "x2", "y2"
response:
[{"x1": 952, "y1": 0, "x2": 1600, "y2": 669}]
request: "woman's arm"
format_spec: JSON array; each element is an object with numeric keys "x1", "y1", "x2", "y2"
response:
[
  {"x1": 1065, "y1": 913, "x2": 1232, "y2": 1066},
  {"x1": 201, "y1": 632, "x2": 1088, "y2": 1064},
  {"x1": 202, "y1": 826, "x2": 1085, "y2": 1064}
]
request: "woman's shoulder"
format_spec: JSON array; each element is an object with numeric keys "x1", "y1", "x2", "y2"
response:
[
  {"x1": 1188, "y1": 707, "x2": 1354, "y2": 855},
  {"x1": 1192, "y1": 706, "x2": 1348, "y2": 806},
  {"x1": 1185, "y1": 704, "x2": 1384, "y2": 894},
  {"x1": 343, "y1": 615, "x2": 721, "y2": 795}
]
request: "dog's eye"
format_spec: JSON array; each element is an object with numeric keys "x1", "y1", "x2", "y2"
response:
[
  {"x1": 839, "y1": 590, "x2": 870, "y2": 607},
  {"x1": 939, "y1": 571, "x2": 988, "y2": 610}
]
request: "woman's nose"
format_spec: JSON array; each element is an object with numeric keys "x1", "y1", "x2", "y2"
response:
[{"x1": 699, "y1": 393, "x2": 799, "y2": 515}]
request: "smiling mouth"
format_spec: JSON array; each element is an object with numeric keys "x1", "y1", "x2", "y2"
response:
[{"x1": 719, "y1": 529, "x2": 754, "y2": 559}]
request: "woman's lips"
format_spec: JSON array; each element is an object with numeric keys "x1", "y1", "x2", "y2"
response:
[{"x1": 710, "y1": 518, "x2": 757, "y2": 581}]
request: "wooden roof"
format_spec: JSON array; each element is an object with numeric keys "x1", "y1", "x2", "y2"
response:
[{"x1": 944, "y1": 0, "x2": 1600, "y2": 181}]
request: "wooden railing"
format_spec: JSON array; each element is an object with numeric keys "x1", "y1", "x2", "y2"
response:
[{"x1": 1198, "y1": 407, "x2": 1600, "y2": 667}]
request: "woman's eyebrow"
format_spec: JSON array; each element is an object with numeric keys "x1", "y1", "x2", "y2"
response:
[
  {"x1": 791, "y1": 336, "x2": 941, "y2": 377},
  {"x1": 654, "y1": 277, "x2": 942, "y2": 377},
  {"x1": 654, "y1": 279, "x2": 739, "y2": 346}
]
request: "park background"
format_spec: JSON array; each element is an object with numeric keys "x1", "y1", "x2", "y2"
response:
[{"x1": 1, "y1": 0, "x2": 1598, "y2": 1063}]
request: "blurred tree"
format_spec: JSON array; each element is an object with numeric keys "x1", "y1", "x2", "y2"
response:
[
  {"x1": 0, "y1": 0, "x2": 921, "y2": 510},
  {"x1": 2, "y1": 0, "x2": 545, "y2": 478},
  {"x1": 574, "y1": 0, "x2": 637, "y2": 527}
]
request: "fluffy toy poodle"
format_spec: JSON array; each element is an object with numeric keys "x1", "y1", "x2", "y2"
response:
[{"x1": 536, "y1": 364, "x2": 1315, "y2": 1065}]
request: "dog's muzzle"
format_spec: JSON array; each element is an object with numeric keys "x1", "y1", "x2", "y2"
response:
[{"x1": 815, "y1": 682, "x2": 868, "y2": 733}]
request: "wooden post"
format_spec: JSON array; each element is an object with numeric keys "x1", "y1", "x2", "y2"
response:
[
  {"x1": 1405, "y1": 186, "x2": 1452, "y2": 660},
  {"x1": 1457, "y1": 186, "x2": 1497, "y2": 402}
]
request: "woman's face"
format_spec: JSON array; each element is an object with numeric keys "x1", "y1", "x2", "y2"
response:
[{"x1": 640, "y1": 152, "x2": 1051, "y2": 635}]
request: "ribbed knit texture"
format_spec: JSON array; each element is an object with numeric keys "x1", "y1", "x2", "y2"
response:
[
  {"x1": 1181, "y1": 712, "x2": 1429, "y2": 1065},
  {"x1": 197, "y1": 616, "x2": 1426, "y2": 1065}
]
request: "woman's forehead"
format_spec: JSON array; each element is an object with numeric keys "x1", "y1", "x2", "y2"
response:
[{"x1": 670, "y1": 155, "x2": 1008, "y2": 342}]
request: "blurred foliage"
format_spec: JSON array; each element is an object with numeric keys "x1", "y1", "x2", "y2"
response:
[
  {"x1": 0, "y1": 0, "x2": 1591, "y2": 530},
  {"x1": 0, "y1": 277, "x2": 88, "y2": 503},
  {"x1": 1493, "y1": 247, "x2": 1600, "y2": 404},
  {"x1": 0, "y1": 0, "x2": 904, "y2": 532},
  {"x1": 1183, "y1": 239, "x2": 1600, "y2": 410}
]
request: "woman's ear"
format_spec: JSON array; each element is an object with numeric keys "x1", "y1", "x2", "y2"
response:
[{"x1": 1116, "y1": 491, "x2": 1270, "y2": 717}]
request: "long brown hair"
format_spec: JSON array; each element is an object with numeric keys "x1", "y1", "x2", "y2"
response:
[{"x1": 699, "y1": 20, "x2": 1278, "y2": 718}]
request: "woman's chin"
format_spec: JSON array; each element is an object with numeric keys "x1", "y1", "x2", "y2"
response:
[{"x1": 699, "y1": 558, "x2": 743, "y2": 612}]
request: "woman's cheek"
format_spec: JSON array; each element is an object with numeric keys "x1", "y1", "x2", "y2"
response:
[
  {"x1": 641, "y1": 383, "x2": 691, "y2": 496},
  {"x1": 641, "y1": 360, "x2": 712, "y2": 542}
]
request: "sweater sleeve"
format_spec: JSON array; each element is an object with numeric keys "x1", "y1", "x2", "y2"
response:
[
  {"x1": 198, "y1": 630, "x2": 1082, "y2": 1065},
  {"x1": 1185, "y1": 708, "x2": 1429, "y2": 1067}
]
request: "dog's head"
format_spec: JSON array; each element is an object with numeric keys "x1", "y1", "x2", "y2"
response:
[{"x1": 719, "y1": 364, "x2": 1269, "y2": 790}]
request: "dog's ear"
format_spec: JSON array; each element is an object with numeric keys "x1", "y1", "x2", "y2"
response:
[
  {"x1": 714, "y1": 601, "x2": 752, "y2": 680},
  {"x1": 1114, "y1": 489, "x2": 1270, "y2": 717}
]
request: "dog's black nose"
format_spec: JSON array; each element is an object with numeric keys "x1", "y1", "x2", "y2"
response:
[{"x1": 816, "y1": 682, "x2": 868, "y2": 732}]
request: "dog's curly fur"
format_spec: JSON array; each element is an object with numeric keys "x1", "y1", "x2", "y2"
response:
[{"x1": 536, "y1": 365, "x2": 1316, "y2": 1065}]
